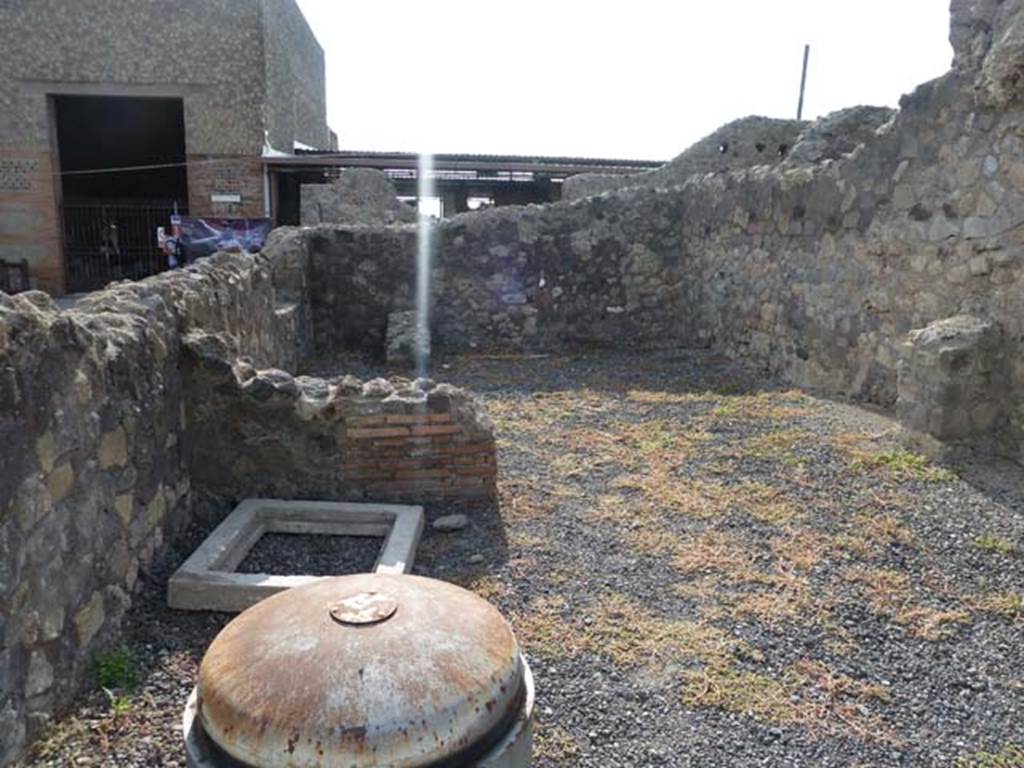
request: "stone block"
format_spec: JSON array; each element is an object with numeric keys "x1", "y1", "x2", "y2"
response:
[
  {"x1": 13, "y1": 476, "x2": 51, "y2": 533},
  {"x1": 300, "y1": 169, "x2": 417, "y2": 226},
  {"x1": 73, "y1": 592, "x2": 105, "y2": 649},
  {"x1": 897, "y1": 315, "x2": 1010, "y2": 442},
  {"x1": 44, "y1": 464, "x2": 74, "y2": 504},
  {"x1": 24, "y1": 652, "x2": 53, "y2": 698},
  {"x1": 33, "y1": 433, "x2": 58, "y2": 474},
  {"x1": 114, "y1": 493, "x2": 134, "y2": 527},
  {"x1": 98, "y1": 427, "x2": 128, "y2": 470}
]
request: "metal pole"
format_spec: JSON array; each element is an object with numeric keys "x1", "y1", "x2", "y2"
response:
[{"x1": 797, "y1": 44, "x2": 810, "y2": 120}]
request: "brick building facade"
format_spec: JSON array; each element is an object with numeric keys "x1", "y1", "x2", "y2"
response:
[{"x1": 0, "y1": 0, "x2": 330, "y2": 294}]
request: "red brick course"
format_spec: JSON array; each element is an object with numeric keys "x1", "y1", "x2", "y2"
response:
[{"x1": 342, "y1": 410, "x2": 496, "y2": 500}]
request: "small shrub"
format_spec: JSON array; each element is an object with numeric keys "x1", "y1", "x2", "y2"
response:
[
  {"x1": 103, "y1": 690, "x2": 133, "y2": 718},
  {"x1": 93, "y1": 646, "x2": 139, "y2": 691}
]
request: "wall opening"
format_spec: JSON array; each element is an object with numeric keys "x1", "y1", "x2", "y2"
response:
[{"x1": 53, "y1": 95, "x2": 189, "y2": 292}]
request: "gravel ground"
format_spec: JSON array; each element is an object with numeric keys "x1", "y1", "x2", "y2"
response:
[
  {"x1": 236, "y1": 533, "x2": 382, "y2": 576},
  {"x1": 20, "y1": 351, "x2": 1024, "y2": 768}
]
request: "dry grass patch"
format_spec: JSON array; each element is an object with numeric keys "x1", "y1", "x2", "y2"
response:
[
  {"x1": 897, "y1": 607, "x2": 973, "y2": 641},
  {"x1": 586, "y1": 492, "x2": 642, "y2": 524},
  {"x1": 448, "y1": 573, "x2": 511, "y2": 603},
  {"x1": 738, "y1": 428, "x2": 811, "y2": 469},
  {"x1": 610, "y1": 476, "x2": 798, "y2": 524},
  {"x1": 841, "y1": 567, "x2": 911, "y2": 613},
  {"x1": 966, "y1": 591, "x2": 1024, "y2": 621},
  {"x1": 674, "y1": 553, "x2": 828, "y2": 629},
  {"x1": 706, "y1": 390, "x2": 812, "y2": 423},
  {"x1": 674, "y1": 530, "x2": 754, "y2": 577},
  {"x1": 732, "y1": 482, "x2": 801, "y2": 524},
  {"x1": 706, "y1": 577, "x2": 823, "y2": 628},
  {"x1": 577, "y1": 594, "x2": 750, "y2": 668},
  {"x1": 771, "y1": 531, "x2": 828, "y2": 571},
  {"x1": 611, "y1": 474, "x2": 719, "y2": 520},
  {"x1": 684, "y1": 659, "x2": 892, "y2": 741},
  {"x1": 846, "y1": 446, "x2": 957, "y2": 482},
  {"x1": 831, "y1": 510, "x2": 915, "y2": 559},
  {"x1": 625, "y1": 524, "x2": 685, "y2": 557},
  {"x1": 506, "y1": 530, "x2": 546, "y2": 551},
  {"x1": 625, "y1": 389, "x2": 711, "y2": 406},
  {"x1": 546, "y1": 563, "x2": 587, "y2": 586},
  {"x1": 511, "y1": 594, "x2": 577, "y2": 661},
  {"x1": 623, "y1": 420, "x2": 712, "y2": 457},
  {"x1": 842, "y1": 566, "x2": 971, "y2": 640},
  {"x1": 534, "y1": 724, "x2": 581, "y2": 762},
  {"x1": 521, "y1": 589, "x2": 891, "y2": 743},
  {"x1": 499, "y1": 485, "x2": 557, "y2": 521}
]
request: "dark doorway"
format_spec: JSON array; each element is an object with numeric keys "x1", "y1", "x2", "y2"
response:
[{"x1": 54, "y1": 95, "x2": 189, "y2": 292}]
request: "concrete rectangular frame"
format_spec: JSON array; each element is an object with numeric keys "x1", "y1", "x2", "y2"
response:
[{"x1": 167, "y1": 499, "x2": 424, "y2": 612}]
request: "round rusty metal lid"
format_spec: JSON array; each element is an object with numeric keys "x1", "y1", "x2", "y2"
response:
[{"x1": 196, "y1": 573, "x2": 525, "y2": 768}]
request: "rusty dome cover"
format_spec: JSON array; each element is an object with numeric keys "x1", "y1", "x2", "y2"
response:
[{"x1": 196, "y1": 573, "x2": 525, "y2": 767}]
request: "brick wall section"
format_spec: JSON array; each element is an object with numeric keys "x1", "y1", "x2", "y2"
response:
[
  {"x1": 343, "y1": 412, "x2": 497, "y2": 501},
  {"x1": 0, "y1": 148, "x2": 63, "y2": 293},
  {"x1": 187, "y1": 155, "x2": 266, "y2": 219}
]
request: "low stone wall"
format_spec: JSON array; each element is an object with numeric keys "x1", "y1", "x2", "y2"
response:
[
  {"x1": 0, "y1": 290, "x2": 187, "y2": 761},
  {"x1": 184, "y1": 331, "x2": 495, "y2": 505},
  {"x1": 0, "y1": 247, "x2": 309, "y2": 763}
]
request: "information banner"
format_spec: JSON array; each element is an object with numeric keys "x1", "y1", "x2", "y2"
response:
[{"x1": 177, "y1": 217, "x2": 272, "y2": 262}]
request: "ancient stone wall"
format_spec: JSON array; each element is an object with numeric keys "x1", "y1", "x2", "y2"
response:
[
  {"x1": 300, "y1": 169, "x2": 418, "y2": 226},
  {"x1": 562, "y1": 117, "x2": 808, "y2": 199},
  {"x1": 0, "y1": 222, "x2": 500, "y2": 762},
  {"x1": 5, "y1": 2, "x2": 1024, "y2": 761},
  {"x1": 0, "y1": 246, "x2": 310, "y2": 763},
  {"x1": 302, "y1": 57, "x2": 1024, "y2": 464}
]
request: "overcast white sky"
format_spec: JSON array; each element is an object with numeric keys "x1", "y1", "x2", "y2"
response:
[{"x1": 295, "y1": 1, "x2": 953, "y2": 161}]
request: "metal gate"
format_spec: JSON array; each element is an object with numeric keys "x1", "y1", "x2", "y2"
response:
[{"x1": 61, "y1": 199, "x2": 185, "y2": 293}]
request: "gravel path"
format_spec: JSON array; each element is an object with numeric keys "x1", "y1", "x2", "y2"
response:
[
  {"x1": 20, "y1": 351, "x2": 1024, "y2": 767},
  {"x1": 236, "y1": 533, "x2": 382, "y2": 576}
]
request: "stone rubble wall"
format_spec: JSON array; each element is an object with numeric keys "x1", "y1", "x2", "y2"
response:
[
  {"x1": 0, "y1": 246, "x2": 310, "y2": 763},
  {"x1": 562, "y1": 116, "x2": 808, "y2": 200},
  {"x1": 300, "y1": 168, "x2": 418, "y2": 226},
  {"x1": 184, "y1": 332, "x2": 496, "y2": 505},
  {"x1": 563, "y1": 107, "x2": 897, "y2": 201},
  {"x1": 0, "y1": 222, "x2": 500, "y2": 763}
]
